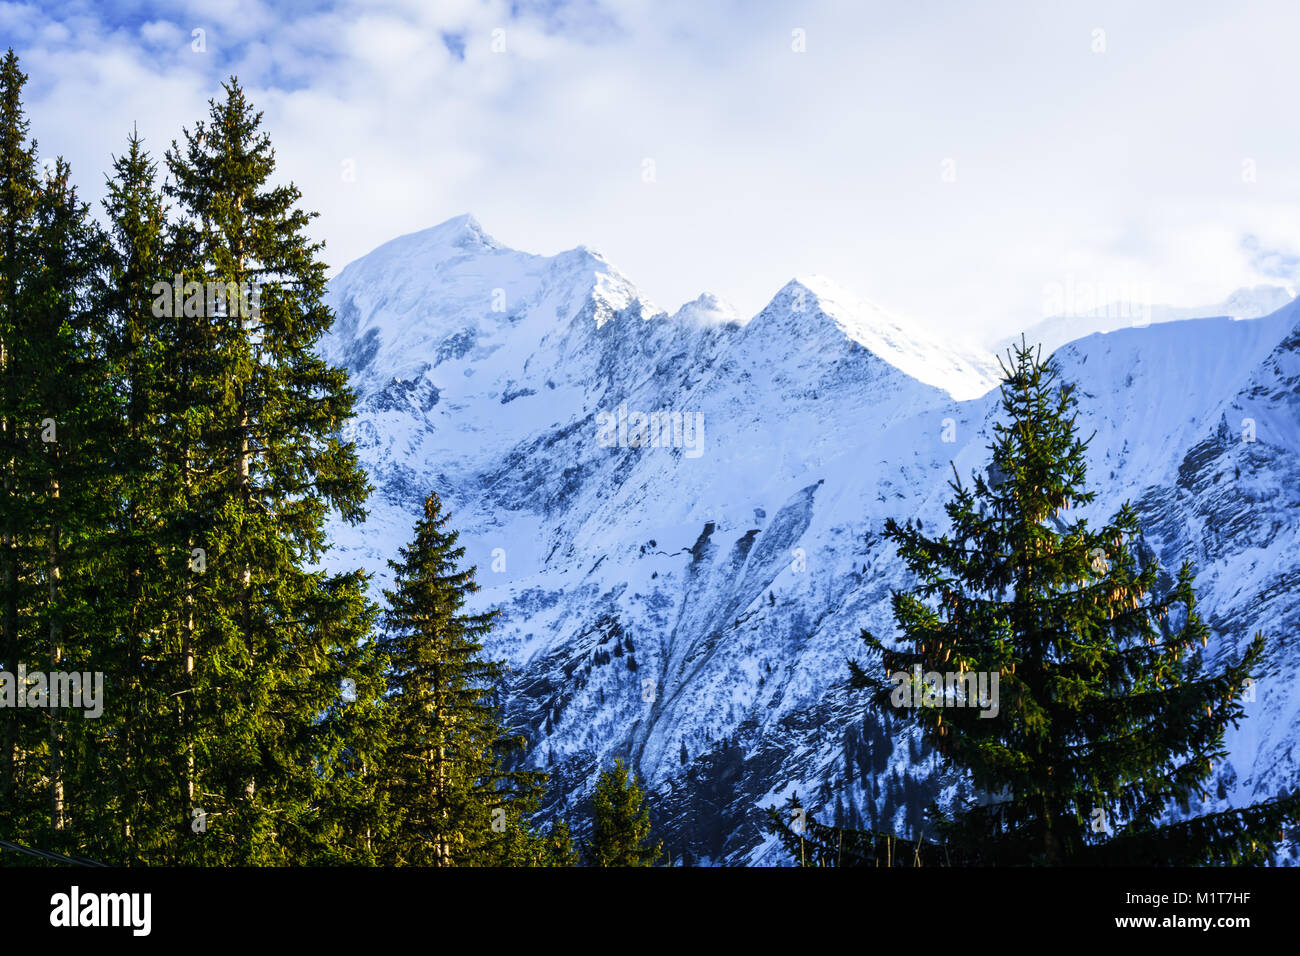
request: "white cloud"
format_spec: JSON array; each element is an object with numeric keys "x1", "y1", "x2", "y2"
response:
[
  {"x1": 9, "y1": 0, "x2": 1300, "y2": 342},
  {"x1": 138, "y1": 20, "x2": 186, "y2": 48}
]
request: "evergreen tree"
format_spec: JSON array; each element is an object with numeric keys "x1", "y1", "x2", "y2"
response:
[
  {"x1": 375, "y1": 492, "x2": 546, "y2": 866},
  {"x1": 0, "y1": 46, "x2": 43, "y2": 850},
  {"x1": 159, "y1": 78, "x2": 375, "y2": 864},
  {"x1": 850, "y1": 339, "x2": 1300, "y2": 864},
  {"x1": 25, "y1": 153, "x2": 115, "y2": 856},
  {"x1": 586, "y1": 758, "x2": 662, "y2": 866},
  {"x1": 95, "y1": 129, "x2": 187, "y2": 864},
  {"x1": 0, "y1": 49, "x2": 117, "y2": 859}
]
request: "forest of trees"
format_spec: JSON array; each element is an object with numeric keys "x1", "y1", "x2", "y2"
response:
[{"x1": 0, "y1": 50, "x2": 659, "y2": 867}]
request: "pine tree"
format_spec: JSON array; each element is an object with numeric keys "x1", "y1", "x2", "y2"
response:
[
  {"x1": 84, "y1": 130, "x2": 179, "y2": 864},
  {"x1": 375, "y1": 492, "x2": 546, "y2": 866},
  {"x1": 158, "y1": 78, "x2": 375, "y2": 864},
  {"x1": 24, "y1": 153, "x2": 115, "y2": 856},
  {"x1": 0, "y1": 46, "x2": 43, "y2": 849},
  {"x1": 850, "y1": 339, "x2": 1300, "y2": 865},
  {"x1": 586, "y1": 758, "x2": 662, "y2": 866},
  {"x1": 0, "y1": 49, "x2": 118, "y2": 859}
]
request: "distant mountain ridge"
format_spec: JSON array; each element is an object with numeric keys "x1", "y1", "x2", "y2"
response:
[{"x1": 998, "y1": 283, "x2": 1295, "y2": 356}]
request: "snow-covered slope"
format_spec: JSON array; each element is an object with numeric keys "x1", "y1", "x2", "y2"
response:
[{"x1": 322, "y1": 217, "x2": 1300, "y2": 865}]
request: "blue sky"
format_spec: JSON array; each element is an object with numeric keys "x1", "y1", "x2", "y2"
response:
[{"x1": 3, "y1": 0, "x2": 1299, "y2": 341}]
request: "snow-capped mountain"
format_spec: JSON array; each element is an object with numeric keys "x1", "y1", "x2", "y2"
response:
[{"x1": 322, "y1": 215, "x2": 1300, "y2": 865}]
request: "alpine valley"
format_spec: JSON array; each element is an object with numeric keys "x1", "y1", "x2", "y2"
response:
[{"x1": 319, "y1": 215, "x2": 1300, "y2": 865}]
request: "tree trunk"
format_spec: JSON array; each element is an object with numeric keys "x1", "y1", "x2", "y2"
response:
[
  {"x1": 48, "y1": 474, "x2": 63, "y2": 836},
  {"x1": 0, "y1": 341, "x2": 14, "y2": 808}
]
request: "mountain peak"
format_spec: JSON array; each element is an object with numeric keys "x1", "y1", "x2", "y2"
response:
[
  {"x1": 337, "y1": 214, "x2": 507, "y2": 280},
  {"x1": 417, "y1": 213, "x2": 500, "y2": 250},
  {"x1": 673, "y1": 291, "x2": 738, "y2": 325},
  {"x1": 758, "y1": 275, "x2": 1000, "y2": 400}
]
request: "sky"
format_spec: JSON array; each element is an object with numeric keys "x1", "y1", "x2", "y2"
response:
[{"x1": 3, "y1": 0, "x2": 1300, "y2": 343}]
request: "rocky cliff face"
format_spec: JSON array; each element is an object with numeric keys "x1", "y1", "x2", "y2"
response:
[{"x1": 321, "y1": 215, "x2": 1300, "y2": 864}]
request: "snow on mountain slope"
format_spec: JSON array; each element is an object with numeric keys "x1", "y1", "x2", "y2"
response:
[
  {"x1": 1086, "y1": 305, "x2": 1300, "y2": 818},
  {"x1": 766, "y1": 276, "x2": 1000, "y2": 401},
  {"x1": 1050, "y1": 309, "x2": 1299, "y2": 503},
  {"x1": 322, "y1": 217, "x2": 1300, "y2": 865}
]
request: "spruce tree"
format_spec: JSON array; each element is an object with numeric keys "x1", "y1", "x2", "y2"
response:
[
  {"x1": 159, "y1": 78, "x2": 375, "y2": 864},
  {"x1": 586, "y1": 758, "x2": 662, "y2": 866},
  {"x1": 24, "y1": 154, "x2": 115, "y2": 856},
  {"x1": 0, "y1": 46, "x2": 42, "y2": 849},
  {"x1": 375, "y1": 492, "x2": 547, "y2": 866},
  {"x1": 0, "y1": 49, "x2": 118, "y2": 858},
  {"x1": 850, "y1": 339, "x2": 1300, "y2": 865},
  {"x1": 97, "y1": 130, "x2": 175, "y2": 862}
]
